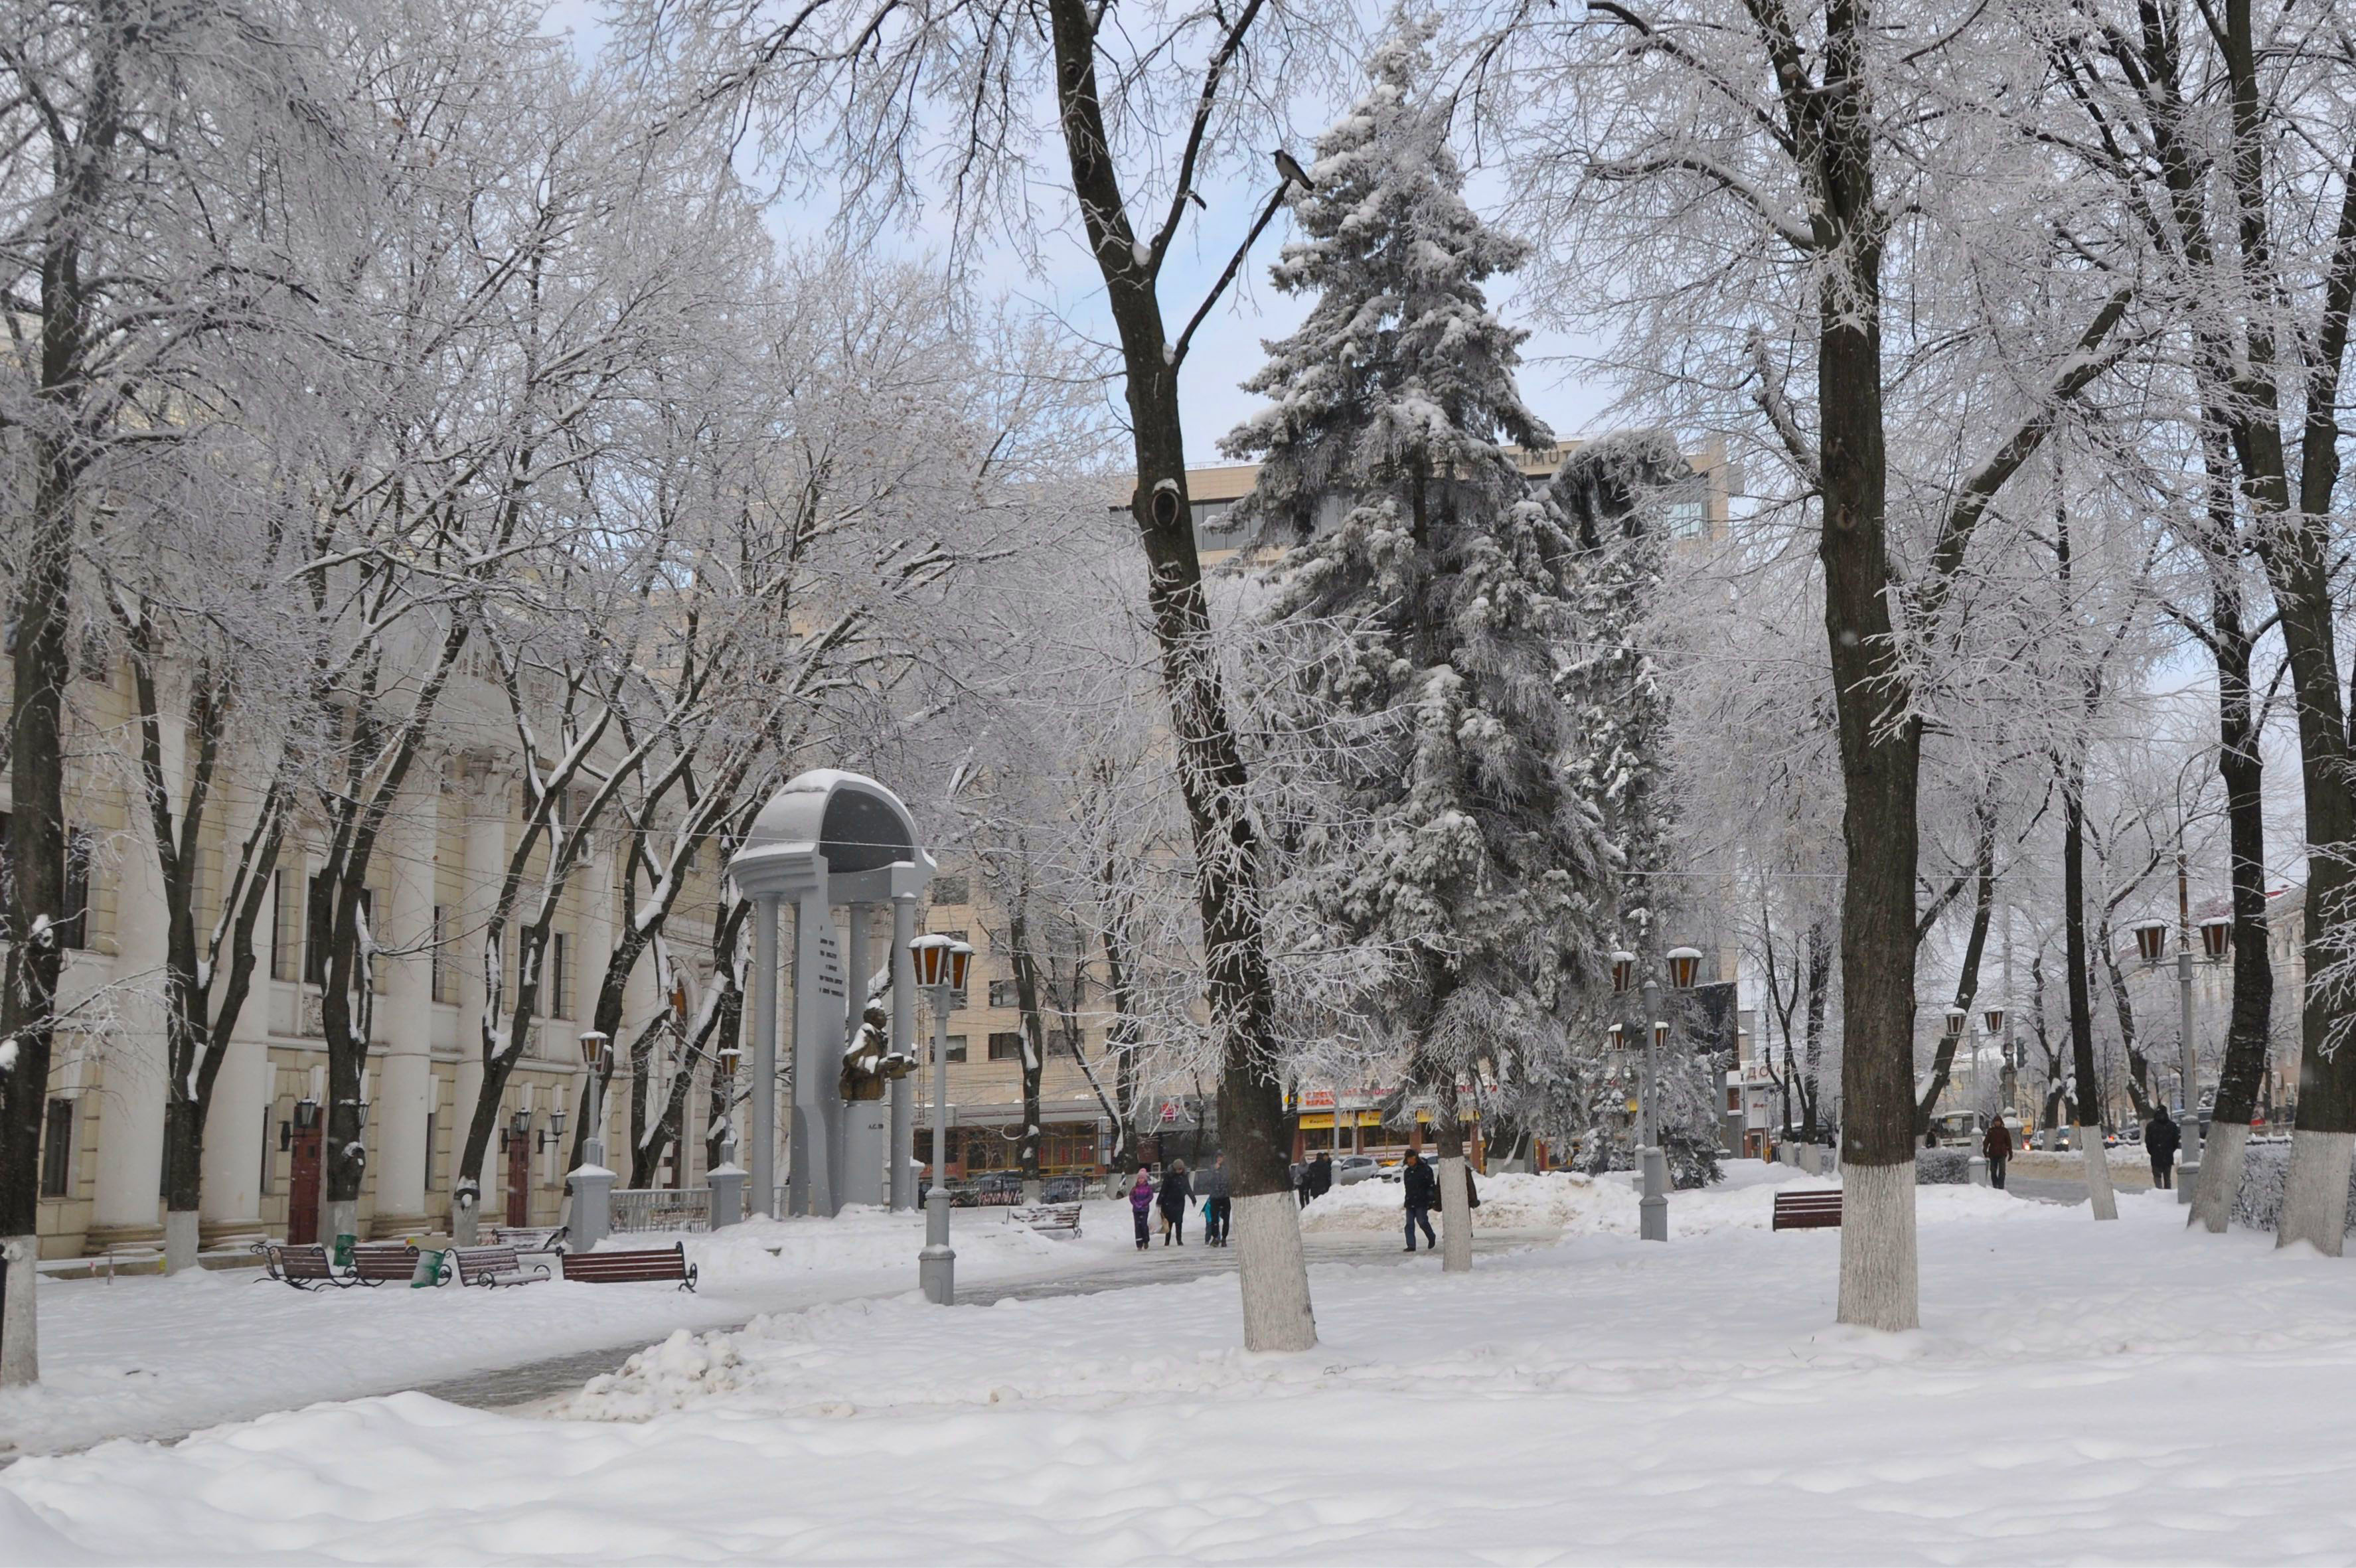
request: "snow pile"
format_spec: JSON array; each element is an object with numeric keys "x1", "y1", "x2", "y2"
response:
[
  {"x1": 11, "y1": 1191, "x2": 2356, "y2": 1563},
  {"x1": 1301, "y1": 1160, "x2": 1861, "y2": 1236}
]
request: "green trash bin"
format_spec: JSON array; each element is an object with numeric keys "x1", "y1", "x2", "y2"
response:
[
  {"x1": 332, "y1": 1233, "x2": 356, "y2": 1270},
  {"x1": 410, "y1": 1247, "x2": 445, "y2": 1287}
]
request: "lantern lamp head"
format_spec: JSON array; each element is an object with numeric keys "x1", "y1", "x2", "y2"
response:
[
  {"x1": 2132, "y1": 919, "x2": 2168, "y2": 966},
  {"x1": 946, "y1": 939, "x2": 974, "y2": 993},
  {"x1": 292, "y1": 1097, "x2": 319, "y2": 1131},
  {"x1": 910, "y1": 933, "x2": 953, "y2": 989},
  {"x1": 1943, "y1": 1006, "x2": 1968, "y2": 1041},
  {"x1": 1982, "y1": 1005, "x2": 2006, "y2": 1038},
  {"x1": 1666, "y1": 946, "x2": 1703, "y2": 990},
  {"x1": 1609, "y1": 951, "x2": 1638, "y2": 996},
  {"x1": 2200, "y1": 915, "x2": 2233, "y2": 963},
  {"x1": 578, "y1": 1029, "x2": 611, "y2": 1071}
]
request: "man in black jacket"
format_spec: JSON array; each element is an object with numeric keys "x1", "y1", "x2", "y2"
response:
[
  {"x1": 1401, "y1": 1150, "x2": 1438, "y2": 1252},
  {"x1": 1307, "y1": 1152, "x2": 1334, "y2": 1202},
  {"x1": 2147, "y1": 1107, "x2": 2183, "y2": 1190}
]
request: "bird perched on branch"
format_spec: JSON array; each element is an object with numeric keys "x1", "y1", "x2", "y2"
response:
[{"x1": 1273, "y1": 149, "x2": 1315, "y2": 191}]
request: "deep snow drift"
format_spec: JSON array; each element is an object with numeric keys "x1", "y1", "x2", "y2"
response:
[{"x1": 9, "y1": 1174, "x2": 2355, "y2": 1563}]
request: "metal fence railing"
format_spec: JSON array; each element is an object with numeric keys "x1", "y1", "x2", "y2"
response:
[{"x1": 609, "y1": 1188, "x2": 712, "y2": 1233}]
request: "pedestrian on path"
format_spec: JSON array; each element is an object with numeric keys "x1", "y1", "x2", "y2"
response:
[
  {"x1": 1159, "y1": 1158, "x2": 1194, "y2": 1245},
  {"x1": 1306, "y1": 1152, "x2": 1334, "y2": 1203},
  {"x1": 1401, "y1": 1149, "x2": 1438, "y2": 1253},
  {"x1": 2147, "y1": 1106, "x2": 2182, "y2": 1190},
  {"x1": 1982, "y1": 1118, "x2": 2012, "y2": 1191},
  {"x1": 1128, "y1": 1169, "x2": 1154, "y2": 1251},
  {"x1": 1201, "y1": 1155, "x2": 1232, "y2": 1246}
]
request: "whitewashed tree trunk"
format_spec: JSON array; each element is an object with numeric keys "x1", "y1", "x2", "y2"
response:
[
  {"x1": 1836, "y1": 1162, "x2": 1918, "y2": 1332},
  {"x1": 1233, "y1": 1191, "x2": 1317, "y2": 1352},
  {"x1": 2080, "y1": 1123, "x2": 2118, "y2": 1221},
  {"x1": 163, "y1": 1210, "x2": 200, "y2": 1274},
  {"x1": 2276, "y1": 1129, "x2": 2353, "y2": 1255},
  {"x1": 0, "y1": 1234, "x2": 35, "y2": 1386},
  {"x1": 2189, "y1": 1119, "x2": 2249, "y2": 1235},
  {"x1": 1439, "y1": 1154, "x2": 1472, "y2": 1273}
]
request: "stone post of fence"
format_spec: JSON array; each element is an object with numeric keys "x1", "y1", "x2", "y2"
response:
[{"x1": 708, "y1": 1163, "x2": 746, "y2": 1230}]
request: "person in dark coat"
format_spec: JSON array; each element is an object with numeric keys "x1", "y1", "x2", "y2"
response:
[
  {"x1": 1982, "y1": 1118, "x2": 2013, "y2": 1191},
  {"x1": 1158, "y1": 1158, "x2": 1194, "y2": 1245},
  {"x1": 1401, "y1": 1150, "x2": 1438, "y2": 1252},
  {"x1": 2147, "y1": 1107, "x2": 2182, "y2": 1190},
  {"x1": 1307, "y1": 1152, "x2": 1334, "y2": 1202},
  {"x1": 1200, "y1": 1155, "x2": 1232, "y2": 1245}
]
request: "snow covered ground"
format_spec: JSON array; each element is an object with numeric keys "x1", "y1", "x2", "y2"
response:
[
  {"x1": 0, "y1": 1203, "x2": 1144, "y2": 1459},
  {"x1": 12, "y1": 1170, "x2": 2356, "y2": 1563}
]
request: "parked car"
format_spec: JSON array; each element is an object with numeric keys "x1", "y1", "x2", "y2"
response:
[
  {"x1": 1040, "y1": 1175, "x2": 1084, "y2": 1204},
  {"x1": 1332, "y1": 1154, "x2": 1381, "y2": 1186}
]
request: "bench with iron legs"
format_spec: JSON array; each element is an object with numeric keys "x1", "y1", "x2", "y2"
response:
[
  {"x1": 1006, "y1": 1202, "x2": 1083, "y2": 1239},
  {"x1": 559, "y1": 1242, "x2": 698, "y2": 1291},
  {"x1": 347, "y1": 1241, "x2": 428, "y2": 1287},
  {"x1": 444, "y1": 1243, "x2": 554, "y2": 1288},
  {"x1": 258, "y1": 1243, "x2": 352, "y2": 1290},
  {"x1": 485, "y1": 1225, "x2": 568, "y2": 1253},
  {"x1": 1770, "y1": 1191, "x2": 1844, "y2": 1231}
]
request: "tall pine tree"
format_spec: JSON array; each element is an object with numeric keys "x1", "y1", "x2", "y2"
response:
[{"x1": 1230, "y1": 9, "x2": 1614, "y2": 1267}]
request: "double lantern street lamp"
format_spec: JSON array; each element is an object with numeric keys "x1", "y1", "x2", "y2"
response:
[
  {"x1": 2131, "y1": 913, "x2": 2233, "y2": 1203},
  {"x1": 1609, "y1": 945, "x2": 1703, "y2": 1242},
  {"x1": 910, "y1": 932, "x2": 974, "y2": 1305},
  {"x1": 568, "y1": 1030, "x2": 618, "y2": 1249}
]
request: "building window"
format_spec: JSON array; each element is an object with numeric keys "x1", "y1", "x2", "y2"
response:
[
  {"x1": 271, "y1": 868, "x2": 297, "y2": 982},
  {"x1": 40, "y1": 1097, "x2": 74, "y2": 1198},
  {"x1": 61, "y1": 826, "x2": 92, "y2": 949},
  {"x1": 931, "y1": 875, "x2": 969, "y2": 906},
  {"x1": 430, "y1": 905, "x2": 453, "y2": 1003},
  {"x1": 1668, "y1": 499, "x2": 1705, "y2": 540},
  {"x1": 942, "y1": 1035, "x2": 967, "y2": 1063},
  {"x1": 305, "y1": 871, "x2": 333, "y2": 985},
  {"x1": 258, "y1": 1103, "x2": 273, "y2": 1197},
  {"x1": 424, "y1": 1109, "x2": 438, "y2": 1191},
  {"x1": 987, "y1": 1031, "x2": 1024, "y2": 1062},
  {"x1": 988, "y1": 979, "x2": 1018, "y2": 1009},
  {"x1": 548, "y1": 933, "x2": 570, "y2": 1020}
]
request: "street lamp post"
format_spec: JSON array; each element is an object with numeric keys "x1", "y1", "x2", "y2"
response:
[
  {"x1": 570, "y1": 1030, "x2": 616, "y2": 1251},
  {"x1": 911, "y1": 933, "x2": 973, "y2": 1304},
  {"x1": 1615, "y1": 947, "x2": 1699, "y2": 1243}
]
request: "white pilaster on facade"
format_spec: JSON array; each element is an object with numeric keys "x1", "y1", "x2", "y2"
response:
[
  {"x1": 199, "y1": 768, "x2": 274, "y2": 1247},
  {"x1": 372, "y1": 784, "x2": 437, "y2": 1237},
  {"x1": 90, "y1": 696, "x2": 185, "y2": 1253},
  {"x1": 451, "y1": 765, "x2": 505, "y2": 1242}
]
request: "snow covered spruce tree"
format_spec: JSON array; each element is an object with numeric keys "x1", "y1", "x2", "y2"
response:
[
  {"x1": 1231, "y1": 9, "x2": 1613, "y2": 1274},
  {"x1": 1550, "y1": 433, "x2": 1721, "y2": 1188}
]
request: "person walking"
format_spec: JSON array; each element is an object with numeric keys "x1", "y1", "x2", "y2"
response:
[
  {"x1": 1982, "y1": 1117, "x2": 2013, "y2": 1192},
  {"x1": 1401, "y1": 1148, "x2": 1438, "y2": 1253},
  {"x1": 1127, "y1": 1168, "x2": 1155, "y2": 1251},
  {"x1": 1201, "y1": 1154, "x2": 1232, "y2": 1246},
  {"x1": 1307, "y1": 1151, "x2": 1334, "y2": 1204},
  {"x1": 2147, "y1": 1105, "x2": 2182, "y2": 1191},
  {"x1": 1159, "y1": 1158, "x2": 1194, "y2": 1245}
]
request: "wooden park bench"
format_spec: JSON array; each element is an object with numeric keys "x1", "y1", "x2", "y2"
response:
[
  {"x1": 445, "y1": 1243, "x2": 554, "y2": 1288},
  {"x1": 347, "y1": 1241, "x2": 429, "y2": 1287},
  {"x1": 486, "y1": 1225, "x2": 568, "y2": 1253},
  {"x1": 1007, "y1": 1202, "x2": 1083, "y2": 1239},
  {"x1": 1770, "y1": 1191, "x2": 1844, "y2": 1231},
  {"x1": 559, "y1": 1242, "x2": 698, "y2": 1292},
  {"x1": 259, "y1": 1242, "x2": 350, "y2": 1291}
]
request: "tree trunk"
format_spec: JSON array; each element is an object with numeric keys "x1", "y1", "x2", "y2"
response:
[
  {"x1": 1099, "y1": 907, "x2": 1141, "y2": 1170},
  {"x1": 1008, "y1": 904, "x2": 1046, "y2": 1182},
  {"x1": 2193, "y1": 544, "x2": 2272, "y2": 1231},
  {"x1": 2063, "y1": 762, "x2": 2120, "y2": 1221},
  {"x1": 1043, "y1": 0, "x2": 1311, "y2": 1350},
  {"x1": 1801, "y1": 920, "x2": 1830, "y2": 1142},
  {"x1": 2095, "y1": 915, "x2": 2158, "y2": 1123},
  {"x1": 1915, "y1": 810, "x2": 1996, "y2": 1138}
]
